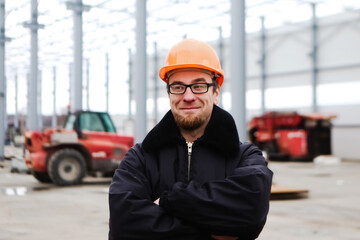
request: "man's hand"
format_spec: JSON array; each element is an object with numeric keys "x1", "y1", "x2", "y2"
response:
[{"x1": 211, "y1": 235, "x2": 238, "y2": 240}]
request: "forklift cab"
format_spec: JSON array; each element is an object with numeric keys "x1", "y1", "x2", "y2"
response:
[{"x1": 64, "y1": 111, "x2": 117, "y2": 137}]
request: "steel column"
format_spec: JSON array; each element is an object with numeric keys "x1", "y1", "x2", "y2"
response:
[
  {"x1": 218, "y1": 26, "x2": 224, "y2": 108},
  {"x1": 66, "y1": 0, "x2": 90, "y2": 112},
  {"x1": 105, "y1": 53, "x2": 109, "y2": 112},
  {"x1": 24, "y1": 0, "x2": 43, "y2": 131},
  {"x1": 26, "y1": 73, "x2": 30, "y2": 127},
  {"x1": 29, "y1": 0, "x2": 39, "y2": 130},
  {"x1": 311, "y1": 3, "x2": 318, "y2": 113},
  {"x1": 52, "y1": 67, "x2": 57, "y2": 128},
  {"x1": 86, "y1": 59, "x2": 89, "y2": 110},
  {"x1": 260, "y1": 16, "x2": 267, "y2": 114},
  {"x1": 0, "y1": 0, "x2": 7, "y2": 160},
  {"x1": 135, "y1": 0, "x2": 147, "y2": 143},
  {"x1": 14, "y1": 73, "x2": 18, "y2": 129},
  {"x1": 231, "y1": 0, "x2": 247, "y2": 141},
  {"x1": 38, "y1": 71, "x2": 42, "y2": 130},
  {"x1": 153, "y1": 42, "x2": 158, "y2": 124},
  {"x1": 68, "y1": 63, "x2": 72, "y2": 113},
  {"x1": 128, "y1": 48, "x2": 132, "y2": 119},
  {"x1": 73, "y1": 0, "x2": 83, "y2": 112}
]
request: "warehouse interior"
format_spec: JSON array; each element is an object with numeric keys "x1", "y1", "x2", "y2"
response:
[
  {"x1": 0, "y1": 0, "x2": 360, "y2": 239},
  {"x1": 1, "y1": 0, "x2": 360, "y2": 160}
]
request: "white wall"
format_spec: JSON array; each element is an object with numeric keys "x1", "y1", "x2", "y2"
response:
[
  {"x1": 243, "y1": 12, "x2": 360, "y2": 161},
  {"x1": 320, "y1": 105, "x2": 360, "y2": 160}
]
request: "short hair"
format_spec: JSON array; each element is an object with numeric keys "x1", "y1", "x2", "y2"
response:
[{"x1": 211, "y1": 76, "x2": 220, "y2": 93}]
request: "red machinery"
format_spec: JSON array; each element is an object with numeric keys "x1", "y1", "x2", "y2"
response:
[
  {"x1": 24, "y1": 111, "x2": 134, "y2": 185},
  {"x1": 248, "y1": 111, "x2": 336, "y2": 161}
]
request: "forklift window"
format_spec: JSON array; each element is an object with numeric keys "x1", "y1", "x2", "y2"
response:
[
  {"x1": 80, "y1": 113, "x2": 105, "y2": 132},
  {"x1": 100, "y1": 113, "x2": 117, "y2": 133},
  {"x1": 64, "y1": 114, "x2": 77, "y2": 130}
]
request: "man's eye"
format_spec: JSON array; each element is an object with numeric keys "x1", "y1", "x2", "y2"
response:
[
  {"x1": 193, "y1": 84, "x2": 204, "y2": 90},
  {"x1": 172, "y1": 85, "x2": 184, "y2": 91}
]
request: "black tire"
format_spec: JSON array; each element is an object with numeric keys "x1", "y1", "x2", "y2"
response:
[
  {"x1": 48, "y1": 148, "x2": 86, "y2": 186},
  {"x1": 263, "y1": 141, "x2": 289, "y2": 161},
  {"x1": 248, "y1": 128, "x2": 258, "y2": 144},
  {"x1": 33, "y1": 171, "x2": 53, "y2": 183},
  {"x1": 262, "y1": 140, "x2": 277, "y2": 154}
]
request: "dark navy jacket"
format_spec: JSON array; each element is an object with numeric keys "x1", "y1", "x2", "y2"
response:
[{"x1": 109, "y1": 106, "x2": 273, "y2": 240}]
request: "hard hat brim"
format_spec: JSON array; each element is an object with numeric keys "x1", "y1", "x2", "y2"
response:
[{"x1": 159, "y1": 64, "x2": 224, "y2": 86}]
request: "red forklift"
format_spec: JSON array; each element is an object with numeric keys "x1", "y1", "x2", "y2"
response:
[
  {"x1": 24, "y1": 111, "x2": 134, "y2": 185},
  {"x1": 248, "y1": 111, "x2": 336, "y2": 161}
]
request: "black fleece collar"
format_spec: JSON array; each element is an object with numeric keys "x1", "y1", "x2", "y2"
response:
[{"x1": 142, "y1": 105, "x2": 240, "y2": 156}]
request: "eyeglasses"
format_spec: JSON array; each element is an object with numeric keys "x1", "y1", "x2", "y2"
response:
[{"x1": 168, "y1": 83, "x2": 215, "y2": 95}]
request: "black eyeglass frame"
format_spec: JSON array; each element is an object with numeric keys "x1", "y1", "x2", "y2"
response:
[{"x1": 167, "y1": 83, "x2": 216, "y2": 95}]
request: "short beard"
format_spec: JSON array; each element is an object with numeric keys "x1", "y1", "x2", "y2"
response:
[{"x1": 173, "y1": 113, "x2": 205, "y2": 131}]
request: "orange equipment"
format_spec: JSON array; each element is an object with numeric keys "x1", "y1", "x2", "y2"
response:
[
  {"x1": 24, "y1": 111, "x2": 134, "y2": 186},
  {"x1": 159, "y1": 38, "x2": 224, "y2": 86},
  {"x1": 248, "y1": 111, "x2": 336, "y2": 161}
]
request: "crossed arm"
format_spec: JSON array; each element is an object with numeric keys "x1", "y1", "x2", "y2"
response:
[{"x1": 153, "y1": 198, "x2": 238, "y2": 240}]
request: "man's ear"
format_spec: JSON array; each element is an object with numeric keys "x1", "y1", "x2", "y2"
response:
[{"x1": 213, "y1": 87, "x2": 220, "y2": 105}]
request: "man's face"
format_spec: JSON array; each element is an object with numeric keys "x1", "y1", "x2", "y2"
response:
[{"x1": 168, "y1": 70, "x2": 220, "y2": 131}]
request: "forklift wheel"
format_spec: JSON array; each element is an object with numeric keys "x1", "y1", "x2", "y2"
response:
[
  {"x1": 33, "y1": 171, "x2": 53, "y2": 183},
  {"x1": 48, "y1": 148, "x2": 86, "y2": 186}
]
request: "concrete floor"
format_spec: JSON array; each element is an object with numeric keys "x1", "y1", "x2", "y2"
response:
[
  {"x1": 1, "y1": 153, "x2": 360, "y2": 240},
  {"x1": 262, "y1": 159, "x2": 360, "y2": 240}
]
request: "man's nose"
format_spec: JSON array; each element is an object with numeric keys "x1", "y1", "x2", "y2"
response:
[{"x1": 182, "y1": 86, "x2": 196, "y2": 101}]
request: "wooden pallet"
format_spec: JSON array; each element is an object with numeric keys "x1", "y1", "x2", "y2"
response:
[{"x1": 271, "y1": 184, "x2": 309, "y2": 200}]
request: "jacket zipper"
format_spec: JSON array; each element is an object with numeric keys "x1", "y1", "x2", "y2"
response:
[{"x1": 186, "y1": 142, "x2": 194, "y2": 182}]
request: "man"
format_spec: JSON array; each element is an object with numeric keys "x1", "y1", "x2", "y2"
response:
[{"x1": 109, "y1": 39, "x2": 273, "y2": 240}]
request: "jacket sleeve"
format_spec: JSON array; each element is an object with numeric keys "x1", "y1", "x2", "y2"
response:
[
  {"x1": 159, "y1": 143, "x2": 273, "y2": 239},
  {"x1": 108, "y1": 144, "x2": 202, "y2": 240}
]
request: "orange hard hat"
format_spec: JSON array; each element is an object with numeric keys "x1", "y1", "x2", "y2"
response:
[{"x1": 159, "y1": 39, "x2": 224, "y2": 86}]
